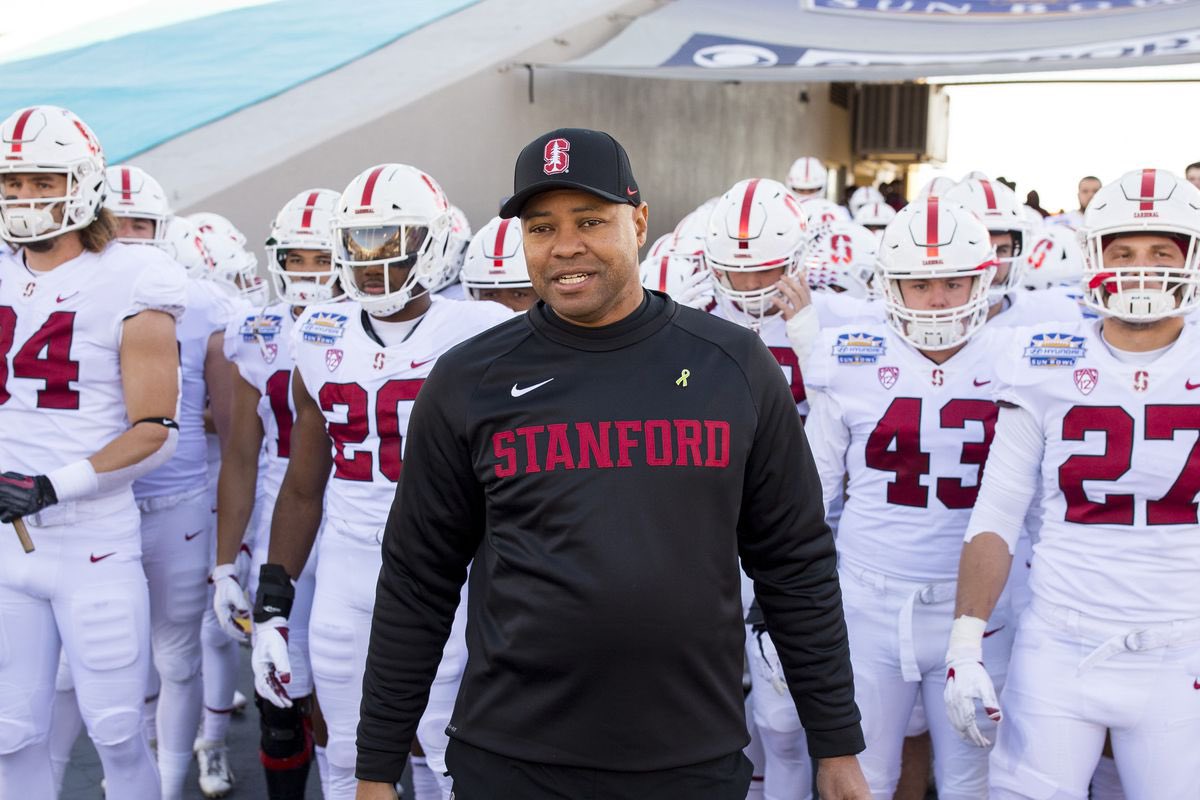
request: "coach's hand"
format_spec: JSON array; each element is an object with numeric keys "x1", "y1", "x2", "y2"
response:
[
  {"x1": 815, "y1": 755, "x2": 871, "y2": 799},
  {"x1": 0, "y1": 471, "x2": 57, "y2": 523},
  {"x1": 252, "y1": 616, "x2": 293, "y2": 708},
  {"x1": 212, "y1": 562, "x2": 252, "y2": 642},
  {"x1": 355, "y1": 780, "x2": 400, "y2": 799}
]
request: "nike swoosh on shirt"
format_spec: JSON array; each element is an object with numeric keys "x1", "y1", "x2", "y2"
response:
[
  {"x1": 973, "y1": 379, "x2": 992, "y2": 387},
  {"x1": 184, "y1": 530, "x2": 203, "y2": 541},
  {"x1": 511, "y1": 378, "x2": 554, "y2": 397},
  {"x1": 90, "y1": 552, "x2": 116, "y2": 563},
  {"x1": 983, "y1": 625, "x2": 1005, "y2": 638}
]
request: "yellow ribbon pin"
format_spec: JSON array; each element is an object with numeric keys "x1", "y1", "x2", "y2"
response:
[{"x1": 676, "y1": 369, "x2": 691, "y2": 387}]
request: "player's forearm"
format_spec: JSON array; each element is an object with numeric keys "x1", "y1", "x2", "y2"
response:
[
  {"x1": 954, "y1": 532, "x2": 1012, "y2": 620},
  {"x1": 266, "y1": 480, "x2": 324, "y2": 579},
  {"x1": 215, "y1": 450, "x2": 259, "y2": 565},
  {"x1": 89, "y1": 420, "x2": 174, "y2": 474}
]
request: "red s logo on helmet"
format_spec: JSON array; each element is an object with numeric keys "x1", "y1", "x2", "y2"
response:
[{"x1": 543, "y1": 138, "x2": 570, "y2": 175}]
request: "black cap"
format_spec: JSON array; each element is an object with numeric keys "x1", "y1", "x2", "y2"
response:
[{"x1": 499, "y1": 128, "x2": 640, "y2": 218}]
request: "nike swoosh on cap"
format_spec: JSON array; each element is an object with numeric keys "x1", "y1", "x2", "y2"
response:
[{"x1": 511, "y1": 378, "x2": 554, "y2": 397}]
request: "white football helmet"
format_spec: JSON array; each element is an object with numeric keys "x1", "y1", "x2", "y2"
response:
[
  {"x1": 0, "y1": 106, "x2": 106, "y2": 242},
  {"x1": 103, "y1": 165, "x2": 171, "y2": 246},
  {"x1": 159, "y1": 216, "x2": 216, "y2": 277},
  {"x1": 1021, "y1": 204, "x2": 1046, "y2": 231},
  {"x1": 799, "y1": 197, "x2": 851, "y2": 230},
  {"x1": 188, "y1": 212, "x2": 247, "y2": 247},
  {"x1": 876, "y1": 196, "x2": 997, "y2": 351},
  {"x1": 265, "y1": 188, "x2": 340, "y2": 306},
  {"x1": 461, "y1": 216, "x2": 532, "y2": 298},
  {"x1": 853, "y1": 201, "x2": 897, "y2": 232},
  {"x1": 786, "y1": 156, "x2": 827, "y2": 195},
  {"x1": 196, "y1": 219, "x2": 268, "y2": 306},
  {"x1": 848, "y1": 186, "x2": 886, "y2": 217},
  {"x1": 805, "y1": 221, "x2": 879, "y2": 298},
  {"x1": 945, "y1": 177, "x2": 1031, "y2": 301},
  {"x1": 332, "y1": 163, "x2": 451, "y2": 318},
  {"x1": 917, "y1": 175, "x2": 957, "y2": 199},
  {"x1": 430, "y1": 204, "x2": 471, "y2": 293},
  {"x1": 1023, "y1": 226, "x2": 1085, "y2": 290},
  {"x1": 704, "y1": 178, "x2": 808, "y2": 327},
  {"x1": 1081, "y1": 168, "x2": 1200, "y2": 321}
]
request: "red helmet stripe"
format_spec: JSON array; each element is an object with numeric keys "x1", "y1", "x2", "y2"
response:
[
  {"x1": 737, "y1": 179, "x2": 760, "y2": 250},
  {"x1": 926, "y1": 196, "x2": 940, "y2": 258},
  {"x1": 299, "y1": 191, "x2": 320, "y2": 229},
  {"x1": 120, "y1": 167, "x2": 133, "y2": 203},
  {"x1": 419, "y1": 173, "x2": 448, "y2": 211},
  {"x1": 9, "y1": 108, "x2": 35, "y2": 156},
  {"x1": 658, "y1": 256, "x2": 670, "y2": 292},
  {"x1": 979, "y1": 179, "x2": 997, "y2": 210},
  {"x1": 1139, "y1": 168, "x2": 1156, "y2": 212},
  {"x1": 804, "y1": 159, "x2": 810, "y2": 181},
  {"x1": 359, "y1": 167, "x2": 386, "y2": 207},
  {"x1": 492, "y1": 218, "x2": 512, "y2": 268}
]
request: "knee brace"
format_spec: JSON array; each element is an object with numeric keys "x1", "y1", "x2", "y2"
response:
[{"x1": 256, "y1": 693, "x2": 312, "y2": 800}]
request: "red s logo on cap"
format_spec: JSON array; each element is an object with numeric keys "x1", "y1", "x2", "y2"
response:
[{"x1": 543, "y1": 138, "x2": 570, "y2": 175}]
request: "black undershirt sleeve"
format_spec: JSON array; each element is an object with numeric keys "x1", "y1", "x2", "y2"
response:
[
  {"x1": 735, "y1": 338, "x2": 865, "y2": 759},
  {"x1": 356, "y1": 359, "x2": 484, "y2": 783}
]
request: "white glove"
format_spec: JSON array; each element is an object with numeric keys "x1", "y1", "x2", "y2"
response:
[
  {"x1": 943, "y1": 615, "x2": 1002, "y2": 747},
  {"x1": 677, "y1": 266, "x2": 714, "y2": 310},
  {"x1": 252, "y1": 616, "x2": 293, "y2": 708},
  {"x1": 212, "y1": 563, "x2": 251, "y2": 643}
]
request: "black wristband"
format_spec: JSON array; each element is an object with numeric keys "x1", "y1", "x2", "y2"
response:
[{"x1": 254, "y1": 563, "x2": 295, "y2": 622}]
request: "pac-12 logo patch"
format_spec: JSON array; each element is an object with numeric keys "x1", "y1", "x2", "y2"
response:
[
  {"x1": 878, "y1": 366, "x2": 899, "y2": 389},
  {"x1": 1074, "y1": 368, "x2": 1098, "y2": 395},
  {"x1": 1024, "y1": 333, "x2": 1087, "y2": 367},
  {"x1": 262, "y1": 343, "x2": 278, "y2": 364},
  {"x1": 325, "y1": 348, "x2": 344, "y2": 372},
  {"x1": 832, "y1": 332, "x2": 887, "y2": 365},
  {"x1": 543, "y1": 138, "x2": 570, "y2": 175},
  {"x1": 301, "y1": 311, "x2": 349, "y2": 345}
]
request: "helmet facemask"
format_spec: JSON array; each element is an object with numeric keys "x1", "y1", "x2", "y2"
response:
[
  {"x1": 335, "y1": 223, "x2": 439, "y2": 317},
  {"x1": 1083, "y1": 232, "x2": 1200, "y2": 322},
  {"x1": 879, "y1": 265, "x2": 995, "y2": 351}
]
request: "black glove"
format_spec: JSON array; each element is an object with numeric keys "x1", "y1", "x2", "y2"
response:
[{"x1": 0, "y1": 472, "x2": 57, "y2": 523}]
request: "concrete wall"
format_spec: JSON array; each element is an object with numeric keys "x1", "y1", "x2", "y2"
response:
[{"x1": 142, "y1": 0, "x2": 849, "y2": 256}]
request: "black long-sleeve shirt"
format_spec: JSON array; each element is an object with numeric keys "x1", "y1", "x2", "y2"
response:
[{"x1": 356, "y1": 291, "x2": 863, "y2": 781}]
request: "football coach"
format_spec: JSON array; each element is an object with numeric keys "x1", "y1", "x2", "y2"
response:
[{"x1": 355, "y1": 128, "x2": 868, "y2": 799}]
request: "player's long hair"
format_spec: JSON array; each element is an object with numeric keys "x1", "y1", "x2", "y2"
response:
[{"x1": 80, "y1": 207, "x2": 117, "y2": 253}]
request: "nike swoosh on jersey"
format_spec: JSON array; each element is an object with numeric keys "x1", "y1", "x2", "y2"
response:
[
  {"x1": 511, "y1": 378, "x2": 554, "y2": 397},
  {"x1": 1187, "y1": 380, "x2": 1200, "y2": 391},
  {"x1": 56, "y1": 291, "x2": 80, "y2": 303},
  {"x1": 411, "y1": 358, "x2": 437, "y2": 369},
  {"x1": 1194, "y1": 679, "x2": 1200, "y2": 690},
  {"x1": 973, "y1": 379, "x2": 992, "y2": 387},
  {"x1": 983, "y1": 625, "x2": 1005, "y2": 638},
  {"x1": 90, "y1": 552, "x2": 116, "y2": 563},
  {"x1": 184, "y1": 530, "x2": 203, "y2": 541}
]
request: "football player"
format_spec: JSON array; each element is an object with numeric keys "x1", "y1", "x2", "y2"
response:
[
  {"x1": 250, "y1": 164, "x2": 511, "y2": 799},
  {"x1": 0, "y1": 106, "x2": 186, "y2": 798},
  {"x1": 210, "y1": 188, "x2": 342, "y2": 798},
  {"x1": 945, "y1": 168, "x2": 1200, "y2": 799},
  {"x1": 460, "y1": 215, "x2": 537, "y2": 311},
  {"x1": 786, "y1": 156, "x2": 827, "y2": 199},
  {"x1": 803, "y1": 197, "x2": 1013, "y2": 799}
]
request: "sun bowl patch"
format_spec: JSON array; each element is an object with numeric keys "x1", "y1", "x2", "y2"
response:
[
  {"x1": 833, "y1": 332, "x2": 887, "y2": 365},
  {"x1": 301, "y1": 311, "x2": 349, "y2": 345},
  {"x1": 240, "y1": 313, "x2": 283, "y2": 342},
  {"x1": 1023, "y1": 333, "x2": 1087, "y2": 367}
]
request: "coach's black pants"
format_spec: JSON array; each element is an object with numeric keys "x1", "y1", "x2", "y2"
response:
[{"x1": 445, "y1": 738, "x2": 752, "y2": 800}]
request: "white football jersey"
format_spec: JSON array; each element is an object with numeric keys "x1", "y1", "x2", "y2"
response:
[
  {"x1": 996, "y1": 320, "x2": 1200, "y2": 622},
  {"x1": 0, "y1": 243, "x2": 186, "y2": 480},
  {"x1": 989, "y1": 287, "x2": 1083, "y2": 329},
  {"x1": 291, "y1": 296, "x2": 511, "y2": 535},
  {"x1": 225, "y1": 300, "x2": 301, "y2": 500},
  {"x1": 805, "y1": 324, "x2": 1013, "y2": 582},
  {"x1": 134, "y1": 279, "x2": 236, "y2": 498},
  {"x1": 812, "y1": 291, "x2": 885, "y2": 328}
]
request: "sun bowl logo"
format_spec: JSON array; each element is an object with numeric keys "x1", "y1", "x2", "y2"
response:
[
  {"x1": 301, "y1": 311, "x2": 349, "y2": 345},
  {"x1": 832, "y1": 332, "x2": 887, "y2": 365},
  {"x1": 543, "y1": 138, "x2": 570, "y2": 176},
  {"x1": 240, "y1": 313, "x2": 283, "y2": 342},
  {"x1": 1023, "y1": 333, "x2": 1087, "y2": 367},
  {"x1": 693, "y1": 44, "x2": 779, "y2": 69}
]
